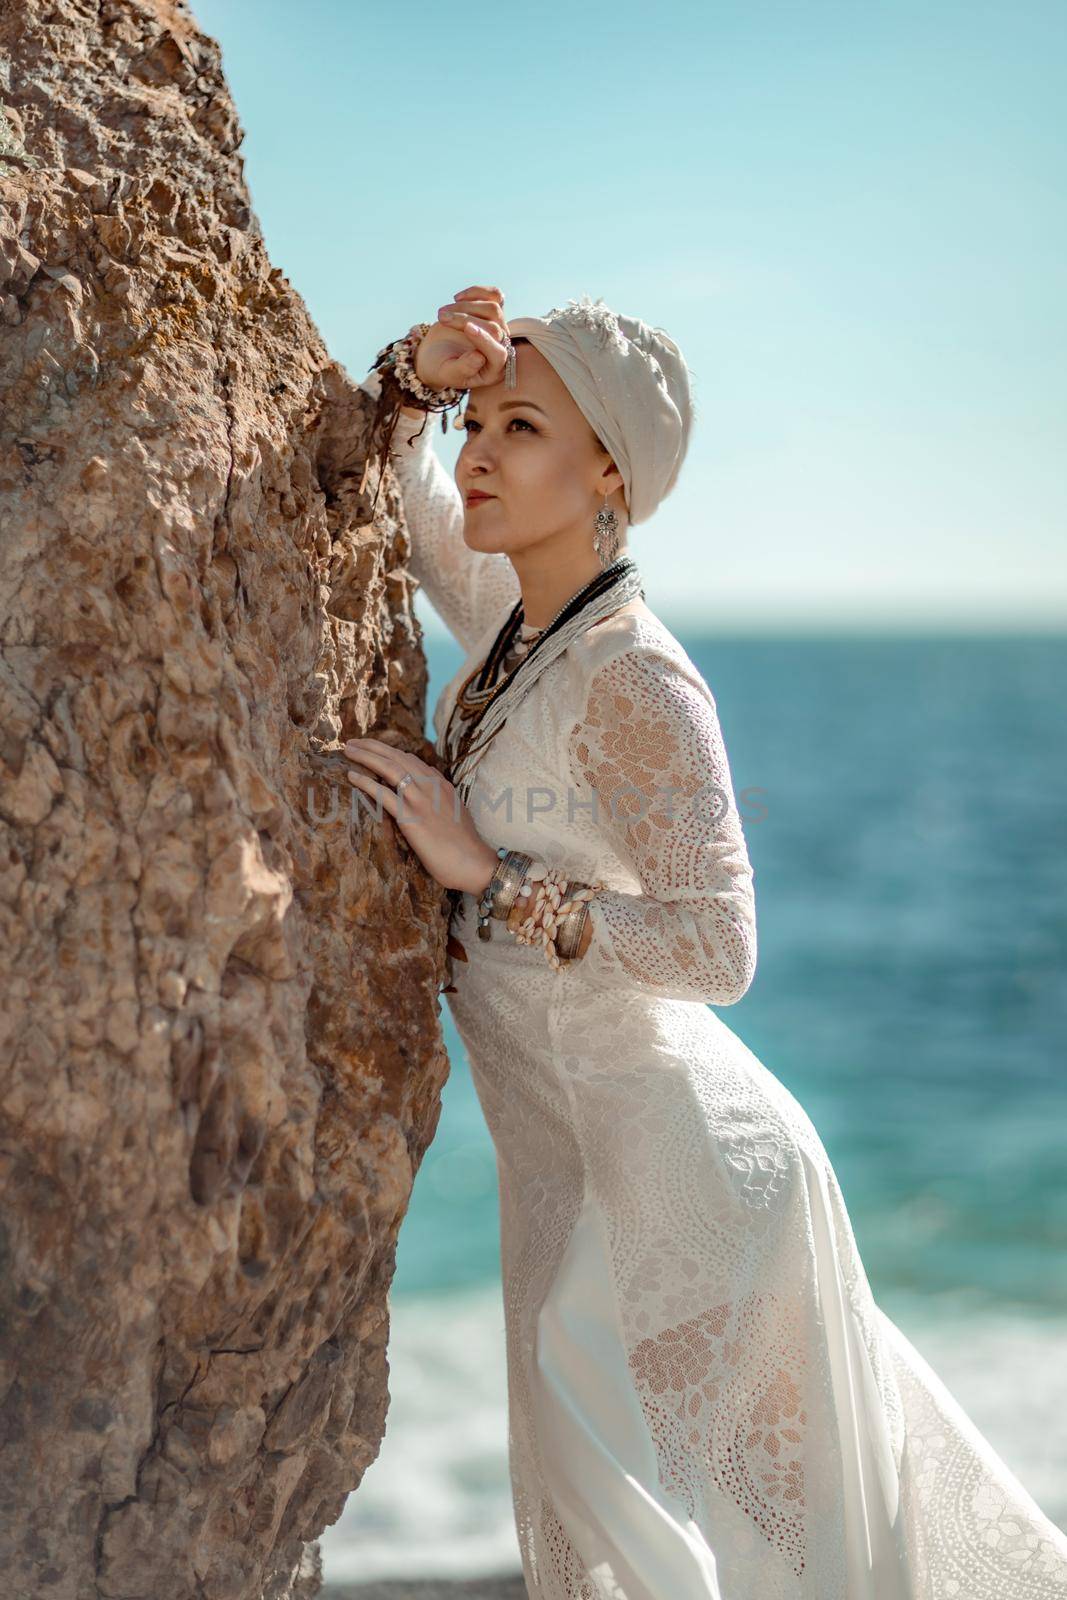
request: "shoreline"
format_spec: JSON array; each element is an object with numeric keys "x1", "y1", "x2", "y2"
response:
[{"x1": 320, "y1": 1579, "x2": 527, "y2": 1599}]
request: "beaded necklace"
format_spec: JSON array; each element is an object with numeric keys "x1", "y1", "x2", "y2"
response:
[
  {"x1": 457, "y1": 618, "x2": 542, "y2": 715},
  {"x1": 439, "y1": 557, "x2": 644, "y2": 945},
  {"x1": 442, "y1": 558, "x2": 642, "y2": 787}
]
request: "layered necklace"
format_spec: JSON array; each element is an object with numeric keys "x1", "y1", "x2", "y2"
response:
[{"x1": 441, "y1": 555, "x2": 644, "y2": 797}]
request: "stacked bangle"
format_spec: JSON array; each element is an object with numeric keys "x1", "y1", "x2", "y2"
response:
[
  {"x1": 476, "y1": 845, "x2": 601, "y2": 972},
  {"x1": 476, "y1": 848, "x2": 546, "y2": 939}
]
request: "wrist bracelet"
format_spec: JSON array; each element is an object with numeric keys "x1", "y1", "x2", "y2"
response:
[
  {"x1": 476, "y1": 847, "x2": 540, "y2": 941},
  {"x1": 376, "y1": 322, "x2": 467, "y2": 411},
  {"x1": 525, "y1": 876, "x2": 601, "y2": 967},
  {"x1": 472, "y1": 845, "x2": 603, "y2": 971},
  {"x1": 493, "y1": 851, "x2": 547, "y2": 922},
  {"x1": 512, "y1": 868, "x2": 571, "y2": 971},
  {"x1": 554, "y1": 883, "x2": 599, "y2": 960},
  {"x1": 360, "y1": 323, "x2": 467, "y2": 511}
]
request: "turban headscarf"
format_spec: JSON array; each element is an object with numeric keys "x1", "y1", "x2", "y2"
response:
[{"x1": 506, "y1": 294, "x2": 694, "y2": 528}]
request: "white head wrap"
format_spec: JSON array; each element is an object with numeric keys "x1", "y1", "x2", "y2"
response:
[{"x1": 505, "y1": 294, "x2": 694, "y2": 528}]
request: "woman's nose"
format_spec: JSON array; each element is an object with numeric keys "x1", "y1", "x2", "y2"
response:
[{"x1": 463, "y1": 439, "x2": 496, "y2": 471}]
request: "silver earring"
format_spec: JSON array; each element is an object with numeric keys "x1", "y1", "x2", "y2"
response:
[{"x1": 593, "y1": 495, "x2": 620, "y2": 569}]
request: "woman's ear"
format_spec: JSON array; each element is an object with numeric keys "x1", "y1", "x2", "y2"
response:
[{"x1": 599, "y1": 458, "x2": 625, "y2": 500}]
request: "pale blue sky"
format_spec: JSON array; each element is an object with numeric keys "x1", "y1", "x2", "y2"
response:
[{"x1": 195, "y1": 0, "x2": 1066, "y2": 635}]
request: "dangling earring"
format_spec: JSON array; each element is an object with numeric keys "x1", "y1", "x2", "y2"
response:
[
  {"x1": 593, "y1": 493, "x2": 620, "y2": 570},
  {"x1": 502, "y1": 329, "x2": 517, "y2": 388}
]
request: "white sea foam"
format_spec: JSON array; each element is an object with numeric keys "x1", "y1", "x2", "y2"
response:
[
  {"x1": 319, "y1": 1281, "x2": 520, "y2": 1583},
  {"x1": 319, "y1": 1282, "x2": 1067, "y2": 1582},
  {"x1": 878, "y1": 1288, "x2": 1067, "y2": 1530}
]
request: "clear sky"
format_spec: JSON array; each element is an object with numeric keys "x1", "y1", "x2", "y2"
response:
[{"x1": 194, "y1": 0, "x2": 1066, "y2": 636}]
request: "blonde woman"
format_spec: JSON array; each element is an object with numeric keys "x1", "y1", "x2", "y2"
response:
[{"x1": 350, "y1": 287, "x2": 1067, "y2": 1599}]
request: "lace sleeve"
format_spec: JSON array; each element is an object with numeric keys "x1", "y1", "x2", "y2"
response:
[
  {"x1": 566, "y1": 645, "x2": 757, "y2": 1006},
  {"x1": 359, "y1": 368, "x2": 520, "y2": 654}
]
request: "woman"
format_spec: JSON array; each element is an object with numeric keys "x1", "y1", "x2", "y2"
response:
[{"x1": 351, "y1": 288, "x2": 1067, "y2": 1599}]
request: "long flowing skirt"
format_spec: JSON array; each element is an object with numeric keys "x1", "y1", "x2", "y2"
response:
[{"x1": 447, "y1": 945, "x2": 1067, "y2": 1599}]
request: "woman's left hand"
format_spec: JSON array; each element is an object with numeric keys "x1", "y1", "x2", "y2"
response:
[{"x1": 341, "y1": 737, "x2": 498, "y2": 896}]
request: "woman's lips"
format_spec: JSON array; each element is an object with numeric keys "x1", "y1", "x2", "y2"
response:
[{"x1": 466, "y1": 492, "x2": 496, "y2": 506}]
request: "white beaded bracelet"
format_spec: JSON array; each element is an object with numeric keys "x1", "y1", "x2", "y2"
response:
[{"x1": 387, "y1": 321, "x2": 467, "y2": 409}]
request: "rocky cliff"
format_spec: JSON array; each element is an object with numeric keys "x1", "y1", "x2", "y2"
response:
[{"x1": 0, "y1": 3, "x2": 450, "y2": 1596}]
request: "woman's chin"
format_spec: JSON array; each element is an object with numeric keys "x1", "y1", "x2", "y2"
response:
[{"x1": 462, "y1": 511, "x2": 506, "y2": 551}]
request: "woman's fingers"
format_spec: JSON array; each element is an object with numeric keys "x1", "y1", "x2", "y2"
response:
[
  {"x1": 459, "y1": 315, "x2": 506, "y2": 352},
  {"x1": 342, "y1": 738, "x2": 450, "y2": 812},
  {"x1": 429, "y1": 314, "x2": 507, "y2": 389},
  {"x1": 439, "y1": 297, "x2": 500, "y2": 324},
  {"x1": 439, "y1": 305, "x2": 506, "y2": 345},
  {"x1": 340, "y1": 735, "x2": 491, "y2": 895},
  {"x1": 455, "y1": 285, "x2": 504, "y2": 307},
  {"x1": 346, "y1": 766, "x2": 399, "y2": 818},
  {"x1": 440, "y1": 288, "x2": 506, "y2": 337},
  {"x1": 343, "y1": 736, "x2": 421, "y2": 785}
]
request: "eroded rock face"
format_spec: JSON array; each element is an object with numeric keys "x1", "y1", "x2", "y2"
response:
[{"x1": 0, "y1": 4, "x2": 450, "y2": 1597}]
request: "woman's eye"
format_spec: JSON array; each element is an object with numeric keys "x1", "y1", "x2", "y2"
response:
[{"x1": 462, "y1": 418, "x2": 536, "y2": 434}]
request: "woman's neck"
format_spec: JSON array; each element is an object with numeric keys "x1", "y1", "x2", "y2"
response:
[{"x1": 514, "y1": 543, "x2": 630, "y2": 631}]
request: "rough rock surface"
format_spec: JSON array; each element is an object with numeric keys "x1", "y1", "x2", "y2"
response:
[{"x1": 0, "y1": 3, "x2": 452, "y2": 1597}]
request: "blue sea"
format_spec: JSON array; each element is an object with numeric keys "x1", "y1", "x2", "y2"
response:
[{"x1": 321, "y1": 629, "x2": 1067, "y2": 1584}]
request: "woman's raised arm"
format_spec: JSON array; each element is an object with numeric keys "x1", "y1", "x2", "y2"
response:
[{"x1": 358, "y1": 366, "x2": 520, "y2": 654}]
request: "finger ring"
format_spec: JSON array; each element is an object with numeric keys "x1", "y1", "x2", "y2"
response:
[{"x1": 396, "y1": 773, "x2": 414, "y2": 793}]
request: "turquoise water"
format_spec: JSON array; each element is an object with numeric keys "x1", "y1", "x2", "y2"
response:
[{"x1": 321, "y1": 631, "x2": 1067, "y2": 1582}]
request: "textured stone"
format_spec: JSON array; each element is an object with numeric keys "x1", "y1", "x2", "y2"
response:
[{"x1": 0, "y1": 4, "x2": 451, "y2": 1598}]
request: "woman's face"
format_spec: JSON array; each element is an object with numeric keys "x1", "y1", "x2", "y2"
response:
[{"x1": 456, "y1": 342, "x2": 626, "y2": 556}]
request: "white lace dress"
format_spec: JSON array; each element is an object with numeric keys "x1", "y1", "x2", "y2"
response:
[{"x1": 360, "y1": 371, "x2": 1067, "y2": 1600}]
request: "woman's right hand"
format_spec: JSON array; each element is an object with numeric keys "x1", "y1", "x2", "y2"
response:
[{"x1": 412, "y1": 284, "x2": 511, "y2": 395}]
